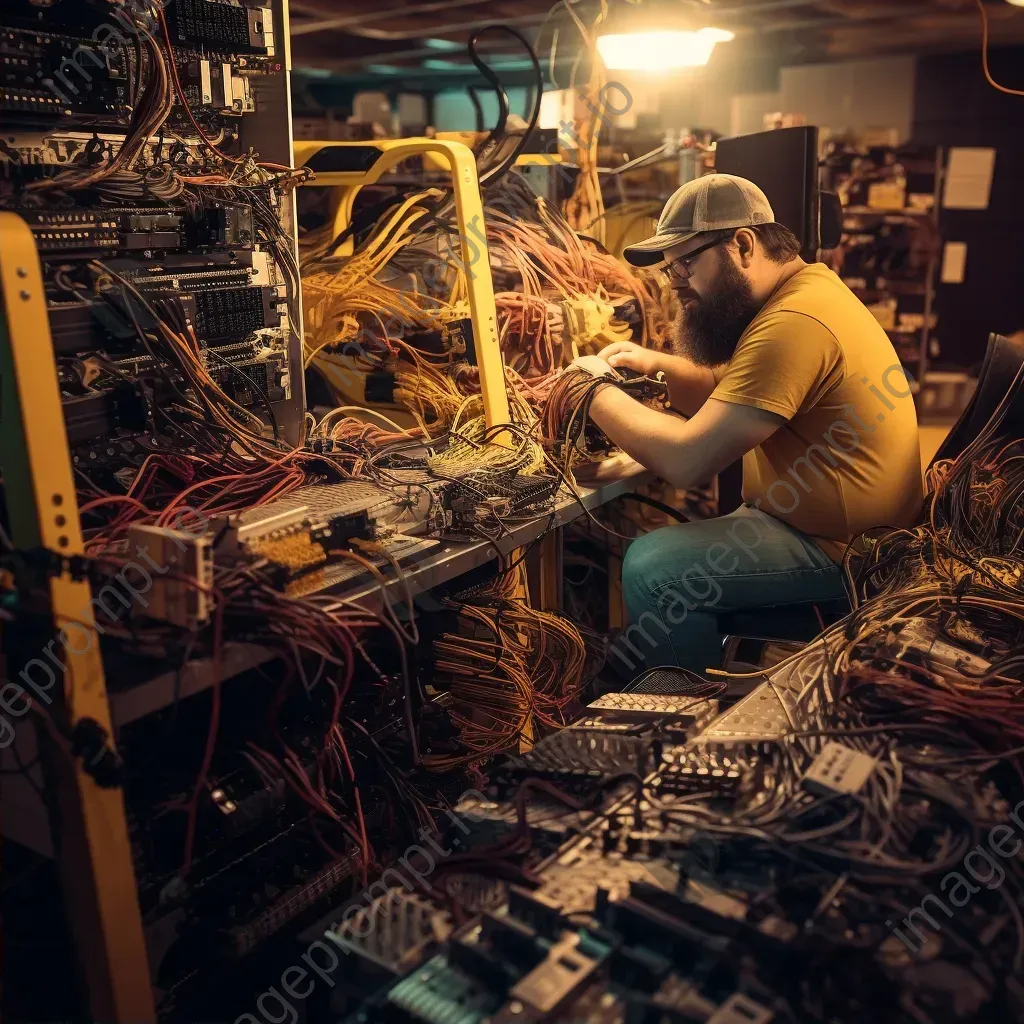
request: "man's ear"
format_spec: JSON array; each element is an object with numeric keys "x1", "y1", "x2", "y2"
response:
[{"x1": 733, "y1": 228, "x2": 757, "y2": 267}]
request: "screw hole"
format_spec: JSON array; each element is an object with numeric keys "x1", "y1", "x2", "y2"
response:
[
  {"x1": 55, "y1": 514, "x2": 66, "y2": 526},
  {"x1": 57, "y1": 536, "x2": 69, "y2": 548},
  {"x1": 52, "y1": 494, "x2": 63, "y2": 506}
]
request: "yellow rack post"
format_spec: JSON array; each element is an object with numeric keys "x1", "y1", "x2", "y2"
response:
[
  {"x1": 0, "y1": 213, "x2": 156, "y2": 1021},
  {"x1": 295, "y1": 139, "x2": 511, "y2": 438}
]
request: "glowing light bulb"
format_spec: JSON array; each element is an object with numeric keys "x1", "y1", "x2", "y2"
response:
[{"x1": 596, "y1": 28, "x2": 735, "y2": 71}]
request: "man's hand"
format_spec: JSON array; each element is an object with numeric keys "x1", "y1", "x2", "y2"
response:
[
  {"x1": 600, "y1": 340, "x2": 715, "y2": 417},
  {"x1": 597, "y1": 341, "x2": 662, "y2": 377},
  {"x1": 571, "y1": 354, "x2": 615, "y2": 378}
]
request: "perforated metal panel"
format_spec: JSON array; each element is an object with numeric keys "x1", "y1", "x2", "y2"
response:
[
  {"x1": 511, "y1": 729, "x2": 651, "y2": 780},
  {"x1": 657, "y1": 748, "x2": 745, "y2": 794},
  {"x1": 625, "y1": 667, "x2": 716, "y2": 696},
  {"x1": 583, "y1": 694, "x2": 720, "y2": 740},
  {"x1": 588, "y1": 693, "x2": 719, "y2": 717},
  {"x1": 440, "y1": 874, "x2": 509, "y2": 916},
  {"x1": 234, "y1": 481, "x2": 395, "y2": 527},
  {"x1": 700, "y1": 647, "x2": 830, "y2": 745},
  {"x1": 534, "y1": 846, "x2": 679, "y2": 915}
]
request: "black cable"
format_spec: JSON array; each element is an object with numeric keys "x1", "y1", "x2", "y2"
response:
[
  {"x1": 204, "y1": 348, "x2": 280, "y2": 440},
  {"x1": 476, "y1": 26, "x2": 544, "y2": 188},
  {"x1": 574, "y1": 233, "x2": 614, "y2": 255},
  {"x1": 310, "y1": 29, "x2": 540, "y2": 265},
  {"x1": 8, "y1": 742, "x2": 46, "y2": 806},
  {"x1": 94, "y1": 265, "x2": 275, "y2": 454},
  {"x1": 620, "y1": 492, "x2": 688, "y2": 524},
  {"x1": 466, "y1": 28, "x2": 511, "y2": 155},
  {"x1": 0, "y1": 752, "x2": 39, "y2": 775},
  {"x1": 318, "y1": 190, "x2": 441, "y2": 264},
  {"x1": 467, "y1": 86, "x2": 485, "y2": 133},
  {"x1": 473, "y1": 419, "x2": 638, "y2": 544}
]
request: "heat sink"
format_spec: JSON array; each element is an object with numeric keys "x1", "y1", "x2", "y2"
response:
[
  {"x1": 586, "y1": 694, "x2": 719, "y2": 736},
  {"x1": 657, "y1": 748, "x2": 746, "y2": 795},
  {"x1": 326, "y1": 891, "x2": 451, "y2": 974},
  {"x1": 232, "y1": 481, "x2": 396, "y2": 539},
  {"x1": 625, "y1": 666, "x2": 722, "y2": 697},
  {"x1": 228, "y1": 852, "x2": 360, "y2": 956},
  {"x1": 506, "y1": 727, "x2": 653, "y2": 782},
  {"x1": 699, "y1": 647, "x2": 831, "y2": 748}
]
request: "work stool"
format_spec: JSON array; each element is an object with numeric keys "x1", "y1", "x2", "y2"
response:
[
  {"x1": 720, "y1": 599, "x2": 849, "y2": 673},
  {"x1": 718, "y1": 332, "x2": 1024, "y2": 672}
]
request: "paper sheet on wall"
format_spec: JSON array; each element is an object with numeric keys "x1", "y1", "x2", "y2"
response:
[
  {"x1": 942, "y1": 148, "x2": 996, "y2": 210},
  {"x1": 940, "y1": 242, "x2": 968, "y2": 284}
]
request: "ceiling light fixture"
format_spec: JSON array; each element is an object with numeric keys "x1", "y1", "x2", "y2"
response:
[{"x1": 596, "y1": 26, "x2": 734, "y2": 71}]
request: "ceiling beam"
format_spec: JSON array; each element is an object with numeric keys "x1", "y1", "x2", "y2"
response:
[
  {"x1": 290, "y1": 0, "x2": 1024, "y2": 73},
  {"x1": 293, "y1": 0, "x2": 834, "y2": 42},
  {"x1": 824, "y1": 14, "x2": 1024, "y2": 58},
  {"x1": 297, "y1": 2, "x2": 943, "y2": 71},
  {"x1": 293, "y1": 12, "x2": 553, "y2": 68},
  {"x1": 290, "y1": 0, "x2": 507, "y2": 36}
]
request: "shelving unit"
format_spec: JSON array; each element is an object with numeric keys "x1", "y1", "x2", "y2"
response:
[
  {"x1": 0, "y1": 4, "x2": 653, "y2": 1011},
  {"x1": 825, "y1": 145, "x2": 944, "y2": 382}
]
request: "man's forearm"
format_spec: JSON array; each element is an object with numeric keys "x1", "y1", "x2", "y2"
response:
[
  {"x1": 647, "y1": 352, "x2": 717, "y2": 417},
  {"x1": 586, "y1": 385, "x2": 714, "y2": 489}
]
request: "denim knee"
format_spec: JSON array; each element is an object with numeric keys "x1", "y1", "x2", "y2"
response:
[
  {"x1": 623, "y1": 526, "x2": 725, "y2": 620},
  {"x1": 622, "y1": 531, "x2": 661, "y2": 614},
  {"x1": 623, "y1": 528, "x2": 695, "y2": 611}
]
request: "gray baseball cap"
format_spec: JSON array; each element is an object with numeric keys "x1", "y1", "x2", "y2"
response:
[{"x1": 623, "y1": 173, "x2": 776, "y2": 267}]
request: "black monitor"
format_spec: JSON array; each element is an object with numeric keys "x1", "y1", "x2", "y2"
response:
[{"x1": 714, "y1": 126, "x2": 820, "y2": 261}]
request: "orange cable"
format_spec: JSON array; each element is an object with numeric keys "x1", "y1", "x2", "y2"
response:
[{"x1": 976, "y1": 0, "x2": 1024, "y2": 96}]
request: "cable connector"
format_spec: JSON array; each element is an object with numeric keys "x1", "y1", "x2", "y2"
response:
[
  {"x1": 802, "y1": 741, "x2": 876, "y2": 796},
  {"x1": 560, "y1": 295, "x2": 631, "y2": 353},
  {"x1": 71, "y1": 718, "x2": 124, "y2": 789}
]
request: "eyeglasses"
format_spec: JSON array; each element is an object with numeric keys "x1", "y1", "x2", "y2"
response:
[{"x1": 659, "y1": 237, "x2": 725, "y2": 280}]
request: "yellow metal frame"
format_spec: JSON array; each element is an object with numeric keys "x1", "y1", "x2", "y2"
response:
[
  {"x1": 424, "y1": 135, "x2": 563, "y2": 172},
  {"x1": 0, "y1": 214, "x2": 156, "y2": 1021},
  {"x1": 295, "y1": 138, "x2": 511, "y2": 435}
]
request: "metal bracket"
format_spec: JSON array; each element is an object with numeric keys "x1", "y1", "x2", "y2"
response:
[
  {"x1": 0, "y1": 212, "x2": 156, "y2": 1021},
  {"x1": 295, "y1": 139, "x2": 511, "y2": 438}
]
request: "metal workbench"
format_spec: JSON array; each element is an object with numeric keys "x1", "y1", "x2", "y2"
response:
[{"x1": 108, "y1": 465, "x2": 651, "y2": 727}]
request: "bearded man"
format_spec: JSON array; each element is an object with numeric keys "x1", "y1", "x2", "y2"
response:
[{"x1": 571, "y1": 174, "x2": 922, "y2": 674}]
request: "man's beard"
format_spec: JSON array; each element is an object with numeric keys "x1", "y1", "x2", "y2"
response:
[{"x1": 672, "y1": 253, "x2": 761, "y2": 368}]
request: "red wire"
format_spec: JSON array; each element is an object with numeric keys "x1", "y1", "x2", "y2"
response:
[
  {"x1": 78, "y1": 494, "x2": 153, "y2": 517},
  {"x1": 180, "y1": 597, "x2": 225, "y2": 876},
  {"x1": 157, "y1": 8, "x2": 245, "y2": 167}
]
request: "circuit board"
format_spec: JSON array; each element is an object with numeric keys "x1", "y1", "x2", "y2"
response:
[{"x1": 1, "y1": 0, "x2": 302, "y2": 465}]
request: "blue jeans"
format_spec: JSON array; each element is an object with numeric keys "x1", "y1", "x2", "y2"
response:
[{"x1": 619, "y1": 505, "x2": 848, "y2": 675}]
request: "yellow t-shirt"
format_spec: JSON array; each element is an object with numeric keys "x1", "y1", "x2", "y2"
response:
[{"x1": 710, "y1": 263, "x2": 923, "y2": 562}]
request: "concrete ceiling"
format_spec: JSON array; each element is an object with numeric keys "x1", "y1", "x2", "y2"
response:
[
  {"x1": 288, "y1": 0, "x2": 1024, "y2": 77},
  {"x1": 282, "y1": 0, "x2": 1024, "y2": 102}
]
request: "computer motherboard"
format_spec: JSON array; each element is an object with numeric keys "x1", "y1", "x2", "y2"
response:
[{"x1": 1, "y1": 0, "x2": 305, "y2": 472}]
